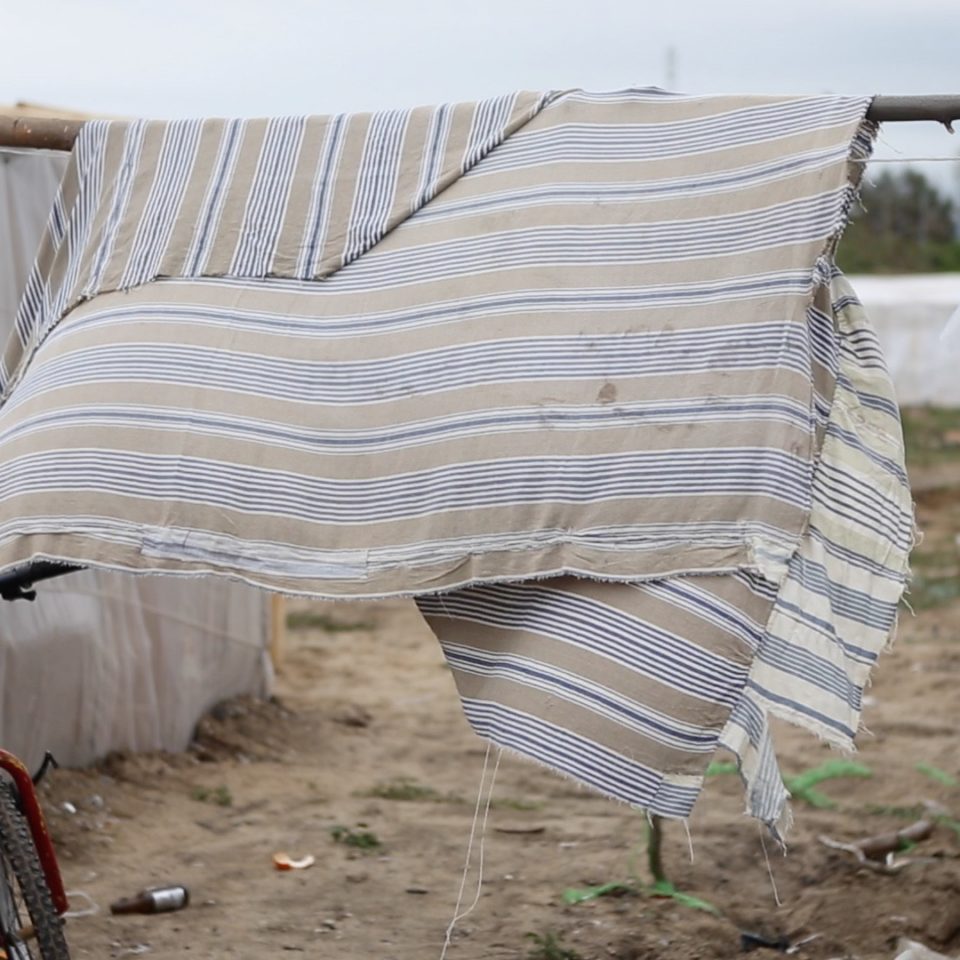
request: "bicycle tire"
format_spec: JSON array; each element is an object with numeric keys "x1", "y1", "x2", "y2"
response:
[{"x1": 0, "y1": 781, "x2": 70, "y2": 959}]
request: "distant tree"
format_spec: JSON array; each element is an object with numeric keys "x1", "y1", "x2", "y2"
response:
[{"x1": 837, "y1": 167, "x2": 960, "y2": 273}]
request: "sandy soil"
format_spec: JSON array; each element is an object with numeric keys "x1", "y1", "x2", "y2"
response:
[{"x1": 35, "y1": 484, "x2": 960, "y2": 960}]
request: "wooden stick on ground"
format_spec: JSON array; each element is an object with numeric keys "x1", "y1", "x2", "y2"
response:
[{"x1": 269, "y1": 594, "x2": 287, "y2": 673}]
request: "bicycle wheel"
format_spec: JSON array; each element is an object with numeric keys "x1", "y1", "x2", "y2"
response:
[{"x1": 0, "y1": 781, "x2": 70, "y2": 959}]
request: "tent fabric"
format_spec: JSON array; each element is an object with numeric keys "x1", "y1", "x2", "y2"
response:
[
  {"x1": 0, "y1": 90, "x2": 912, "y2": 827},
  {"x1": 0, "y1": 568, "x2": 269, "y2": 770},
  {"x1": 0, "y1": 145, "x2": 270, "y2": 770},
  {"x1": 846, "y1": 274, "x2": 960, "y2": 407}
]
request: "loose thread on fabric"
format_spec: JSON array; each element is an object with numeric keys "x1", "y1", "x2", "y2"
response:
[
  {"x1": 439, "y1": 742, "x2": 502, "y2": 960},
  {"x1": 758, "y1": 824, "x2": 783, "y2": 908}
]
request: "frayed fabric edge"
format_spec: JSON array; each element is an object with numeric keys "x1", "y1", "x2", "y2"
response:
[{"x1": 720, "y1": 558, "x2": 910, "y2": 847}]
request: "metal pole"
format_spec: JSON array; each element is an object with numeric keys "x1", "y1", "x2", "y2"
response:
[
  {"x1": 867, "y1": 95, "x2": 960, "y2": 130},
  {"x1": 0, "y1": 96, "x2": 959, "y2": 152}
]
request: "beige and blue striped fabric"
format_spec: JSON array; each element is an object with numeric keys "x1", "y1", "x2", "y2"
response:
[
  {"x1": 420, "y1": 273, "x2": 913, "y2": 832},
  {"x1": 0, "y1": 89, "x2": 911, "y2": 827},
  {"x1": 717, "y1": 273, "x2": 913, "y2": 831}
]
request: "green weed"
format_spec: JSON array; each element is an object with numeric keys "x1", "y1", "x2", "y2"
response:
[
  {"x1": 705, "y1": 760, "x2": 738, "y2": 777},
  {"x1": 286, "y1": 611, "x2": 374, "y2": 632},
  {"x1": 361, "y1": 778, "x2": 464, "y2": 804},
  {"x1": 491, "y1": 796, "x2": 543, "y2": 811},
  {"x1": 901, "y1": 406, "x2": 960, "y2": 471},
  {"x1": 916, "y1": 763, "x2": 958, "y2": 787},
  {"x1": 863, "y1": 802, "x2": 960, "y2": 837},
  {"x1": 191, "y1": 785, "x2": 233, "y2": 807},
  {"x1": 938, "y1": 817, "x2": 960, "y2": 837},
  {"x1": 783, "y1": 759, "x2": 872, "y2": 808},
  {"x1": 563, "y1": 817, "x2": 719, "y2": 917},
  {"x1": 649, "y1": 879, "x2": 721, "y2": 915},
  {"x1": 907, "y1": 573, "x2": 960, "y2": 610},
  {"x1": 525, "y1": 931, "x2": 582, "y2": 960},
  {"x1": 562, "y1": 882, "x2": 635, "y2": 905},
  {"x1": 329, "y1": 824, "x2": 381, "y2": 850}
]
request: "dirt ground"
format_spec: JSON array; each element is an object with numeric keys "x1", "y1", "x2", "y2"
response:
[{"x1": 37, "y1": 418, "x2": 960, "y2": 960}]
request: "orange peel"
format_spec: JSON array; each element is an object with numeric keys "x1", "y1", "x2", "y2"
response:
[{"x1": 272, "y1": 851, "x2": 315, "y2": 871}]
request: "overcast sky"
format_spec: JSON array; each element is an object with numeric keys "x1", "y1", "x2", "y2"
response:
[{"x1": 2, "y1": 0, "x2": 958, "y2": 195}]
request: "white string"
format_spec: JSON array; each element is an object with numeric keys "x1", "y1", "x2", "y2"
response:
[
  {"x1": 852, "y1": 156, "x2": 960, "y2": 163},
  {"x1": 758, "y1": 825, "x2": 783, "y2": 908},
  {"x1": 455, "y1": 747, "x2": 502, "y2": 922},
  {"x1": 439, "y1": 742, "x2": 502, "y2": 959},
  {"x1": 439, "y1": 744, "x2": 490, "y2": 959}
]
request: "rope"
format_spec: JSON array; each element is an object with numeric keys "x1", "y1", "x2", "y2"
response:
[
  {"x1": 758, "y1": 824, "x2": 783, "y2": 908},
  {"x1": 853, "y1": 156, "x2": 960, "y2": 163}
]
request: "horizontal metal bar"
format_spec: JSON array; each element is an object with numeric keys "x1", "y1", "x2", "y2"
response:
[
  {"x1": 867, "y1": 95, "x2": 960, "y2": 127},
  {"x1": 1, "y1": 95, "x2": 959, "y2": 152}
]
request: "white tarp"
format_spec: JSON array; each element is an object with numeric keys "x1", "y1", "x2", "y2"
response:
[
  {"x1": 0, "y1": 570, "x2": 269, "y2": 768},
  {"x1": 1, "y1": 148, "x2": 271, "y2": 769},
  {"x1": 848, "y1": 274, "x2": 960, "y2": 407}
]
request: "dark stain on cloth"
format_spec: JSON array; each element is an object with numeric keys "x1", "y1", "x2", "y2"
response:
[{"x1": 597, "y1": 382, "x2": 618, "y2": 405}]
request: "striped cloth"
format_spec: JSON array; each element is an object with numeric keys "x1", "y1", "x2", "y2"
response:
[
  {"x1": 419, "y1": 273, "x2": 913, "y2": 832},
  {"x1": 718, "y1": 273, "x2": 913, "y2": 831},
  {"x1": 0, "y1": 89, "x2": 912, "y2": 828}
]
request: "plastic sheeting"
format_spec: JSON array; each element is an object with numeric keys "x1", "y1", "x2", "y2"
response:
[
  {"x1": 0, "y1": 570, "x2": 269, "y2": 770},
  {"x1": 1, "y1": 148, "x2": 271, "y2": 769},
  {"x1": 849, "y1": 274, "x2": 960, "y2": 407}
]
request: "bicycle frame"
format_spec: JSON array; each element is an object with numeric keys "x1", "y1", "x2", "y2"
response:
[
  {"x1": 0, "y1": 561, "x2": 80, "y2": 927},
  {"x1": 0, "y1": 751, "x2": 68, "y2": 915},
  {"x1": 0, "y1": 563, "x2": 82, "y2": 603}
]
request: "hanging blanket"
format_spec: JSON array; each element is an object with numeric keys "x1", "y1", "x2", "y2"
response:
[{"x1": 0, "y1": 90, "x2": 912, "y2": 831}]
